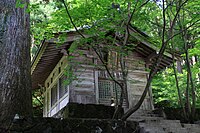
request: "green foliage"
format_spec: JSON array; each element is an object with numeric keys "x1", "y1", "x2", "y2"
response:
[
  {"x1": 32, "y1": 89, "x2": 43, "y2": 116},
  {"x1": 30, "y1": 0, "x2": 56, "y2": 44},
  {"x1": 151, "y1": 0, "x2": 200, "y2": 114},
  {"x1": 152, "y1": 69, "x2": 185, "y2": 107},
  {"x1": 30, "y1": 0, "x2": 159, "y2": 45},
  {"x1": 16, "y1": 0, "x2": 26, "y2": 8},
  {"x1": 152, "y1": 66, "x2": 200, "y2": 108}
]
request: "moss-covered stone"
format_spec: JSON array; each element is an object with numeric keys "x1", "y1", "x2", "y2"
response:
[
  {"x1": 56, "y1": 103, "x2": 117, "y2": 119},
  {"x1": 3, "y1": 104, "x2": 133, "y2": 132},
  {"x1": 8, "y1": 117, "x2": 139, "y2": 133}
]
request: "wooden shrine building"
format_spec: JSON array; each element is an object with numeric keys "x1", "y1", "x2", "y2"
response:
[{"x1": 31, "y1": 25, "x2": 173, "y2": 117}]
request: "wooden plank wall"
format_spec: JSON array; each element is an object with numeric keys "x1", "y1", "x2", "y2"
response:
[
  {"x1": 69, "y1": 49, "x2": 154, "y2": 112},
  {"x1": 125, "y1": 52, "x2": 153, "y2": 112},
  {"x1": 69, "y1": 49, "x2": 96, "y2": 104}
]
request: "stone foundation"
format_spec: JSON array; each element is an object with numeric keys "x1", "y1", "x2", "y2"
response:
[
  {"x1": 54, "y1": 103, "x2": 120, "y2": 119},
  {"x1": 5, "y1": 118, "x2": 139, "y2": 133}
]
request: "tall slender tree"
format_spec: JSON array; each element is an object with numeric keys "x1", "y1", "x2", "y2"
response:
[{"x1": 0, "y1": 0, "x2": 32, "y2": 129}]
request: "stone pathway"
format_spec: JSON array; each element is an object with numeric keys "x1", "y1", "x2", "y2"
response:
[{"x1": 128, "y1": 115, "x2": 200, "y2": 133}]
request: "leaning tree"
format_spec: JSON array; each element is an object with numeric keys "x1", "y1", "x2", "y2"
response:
[{"x1": 0, "y1": 0, "x2": 32, "y2": 129}]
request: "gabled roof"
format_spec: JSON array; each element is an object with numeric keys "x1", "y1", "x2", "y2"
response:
[
  {"x1": 31, "y1": 27, "x2": 173, "y2": 89},
  {"x1": 31, "y1": 31, "x2": 78, "y2": 90}
]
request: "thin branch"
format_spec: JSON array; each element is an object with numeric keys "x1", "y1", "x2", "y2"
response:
[
  {"x1": 93, "y1": 47, "x2": 124, "y2": 90},
  {"x1": 61, "y1": 0, "x2": 85, "y2": 38},
  {"x1": 165, "y1": 19, "x2": 200, "y2": 44},
  {"x1": 184, "y1": 33, "x2": 196, "y2": 122},
  {"x1": 127, "y1": 0, "x2": 150, "y2": 25},
  {"x1": 121, "y1": 0, "x2": 168, "y2": 120},
  {"x1": 61, "y1": 0, "x2": 124, "y2": 93},
  {"x1": 32, "y1": 94, "x2": 43, "y2": 106},
  {"x1": 169, "y1": 0, "x2": 187, "y2": 120},
  {"x1": 127, "y1": 0, "x2": 139, "y2": 25},
  {"x1": 168, "y1": 0, "x2": 189, "y2": 33},
  {"x1": 124, "y1": 0, "x2": 150, "y2": 47}
]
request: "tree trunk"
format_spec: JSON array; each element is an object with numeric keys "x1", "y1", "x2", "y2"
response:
[
  {"x1": 185, "y1": 46, "x2": 196, "y2": 123},
  {"x1": 172, "y1": 56, "x2": 187, "y2": 119},
  {"x1": 0, "y1": 0, "x2": 32, "y2": 129},
  {"x1": 185, "y1": 71, "x2": 191, "y2": 121}
]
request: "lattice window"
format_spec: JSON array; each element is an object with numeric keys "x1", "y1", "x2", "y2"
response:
[
  {"x1": 51, "y1": 84, "x2": 57, "y2": 107},
  {"x1": 98, "y1": 80, "x2": 124, "y2": 103},
  {"x1": 47, "y1": 92, "x2": 50, "y2": 112},
  {"x1": 99, "y1": 80, "x2": 112, "y2": 99},
  {"x1": 59, "y1": 75, "x2": 68, "y2": 99}
]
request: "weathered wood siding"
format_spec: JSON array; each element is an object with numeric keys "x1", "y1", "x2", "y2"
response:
[
  {"x1": 69, "y1": 49, "x2": 96, "y2": 104},
  {"x1": 125, "y1": 52, "x2": 153, "y2": 113},
  {"x1": 69, "y1": 49, "x2": 154, "y2": 111},
  {"x1": 70, "y1": 68, "x2": 96, "y2": 104}
]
